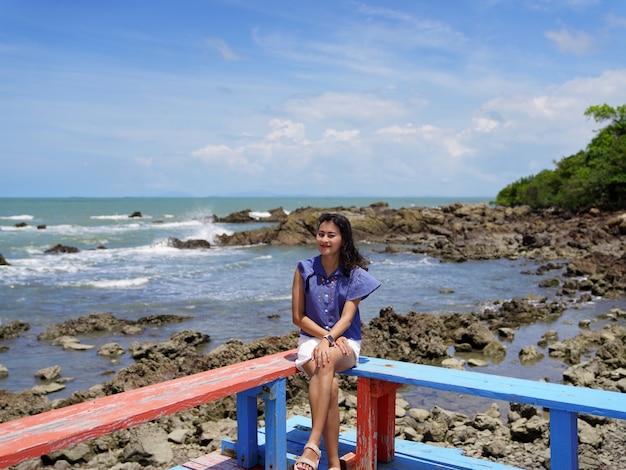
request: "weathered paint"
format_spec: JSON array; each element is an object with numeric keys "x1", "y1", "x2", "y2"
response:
[
  {"x1": 4, "y1": 351, "x2": 626, "y2": 470},
  {"x1": 344, "y1": 356, "x2": 626, "y2": 419},
  {"x1": 344, "y1": 356, "x2": 626, "y2": 470},
  {"x1": 0, "y1": 349, "x2": 298, "y2": 468}
]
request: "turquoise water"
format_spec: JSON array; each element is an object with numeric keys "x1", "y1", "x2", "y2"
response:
[{"x1": 1, "y1": 197, "x2": 625, "y2": 405}]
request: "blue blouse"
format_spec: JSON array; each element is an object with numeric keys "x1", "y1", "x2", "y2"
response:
[{"x1": 297, "y1": 255, "x2": 381, "y2": 341}]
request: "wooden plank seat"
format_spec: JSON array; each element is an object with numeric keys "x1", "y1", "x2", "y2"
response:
[
  {"x1": 0, "y1": 349, "x2": 298, "y2": 469},
  {"x1": 221, "y1": 415, "x2": 517, "y2": 470}
]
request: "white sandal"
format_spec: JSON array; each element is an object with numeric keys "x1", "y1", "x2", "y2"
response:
[{"x1": 294, "y1": 442, "x2": 321, "y2": 470}]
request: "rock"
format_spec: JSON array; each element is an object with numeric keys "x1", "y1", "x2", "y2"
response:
[
  {"x1": 34, "y1": 365, "x2": 62, "y2": 380},
  {"x1": 539, "y1": 277, "x2": 560, "y2": 288},
  {"x1": 0, "y1": 253, "x2": 10, "y2": 266},
  {"x1": 63, "y1": 340, "x2": 96, "y2": 351},
  {"x1": 32, "y1": 382, "x2": 66, "y2": 394},
  {"x1": 167, "y1": 237, "x2": 211, "y2": 249},
  {"x1": 483, "y1": 438, "x2": 508, "y2": 458},
  {"x1": 0, "y1": 320, "x2": 30, "y2": 340},
  {"x1": 409, "y1": 408, "x2": 430, "y2": 422},
  {"x1": 467, "y1": 358, "x2": 488, "y2": 367},
  {"x1": 578, "y1": 419, "x2": 603, "y2": 446},
  {"x1": 519, "y1": 345, "x2": 545, "y2": 365},
  {"x1": 441, "y1": 358, "x2": 465, "y2": 370},
  {"x1": 122, "y1": 424, "x2": 173, "y2": 466},
  {"x1": 122, "y1": 325, "x2": 144, "y2": 335},
  {"x1": 38, "y1": 312, "x2": 191, "y2": 342},
  {"x1": 44, "y1": 244, "x2": 79, "y2": 254},
  {"x1": 98, "y1": 342, "x2": 125, "y2": 356},
  {"x1": 497, "y1": 327, "x2": 515, "y2": 341},
  {"x1": 44, "y1": 443, "x2": 92, "y2": 465},
  {"x1": 0, "y1": 364, "x2": 8, "y2": 378},
  {"x1": 452, "y1": 322, "x2": 494, "y2": 349},
  {"x1": 482, "y1": 341, "x2": 507, "y2": 360},
  {"x1": 128, "y1": 211, "x2": 142, "y2": 218},
  {"x1": 563, "y1": 361, "x2": 599, "y2": 387},
  {"x1": 168, "y1": 428, "x2": 191, "y2": 444},
  {"x1": 472, "y1": 413, "x2": 502, "y2": 431}
]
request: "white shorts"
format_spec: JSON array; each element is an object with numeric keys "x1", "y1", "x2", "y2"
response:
[{"x1": 295, "y1": 334, "x2": 361, "y2": 371}]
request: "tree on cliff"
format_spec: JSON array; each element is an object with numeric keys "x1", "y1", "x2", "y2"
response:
[{"x1": 495, "y1": 103, "x2": 626, "y2": 211}]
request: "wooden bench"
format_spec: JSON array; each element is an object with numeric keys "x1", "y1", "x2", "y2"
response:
[
  {"x1": 3, "y1": 349, "x2": 626, "y2": 470},
  {"x1": 342, "y1": 356, "x2": 626, "y2": 470},
  {"x1": 0, "y1": 349, "x2": 298, "y2": 469}
]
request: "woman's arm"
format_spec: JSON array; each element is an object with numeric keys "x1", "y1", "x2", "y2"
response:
[
  {"x1": 292, "y1": 268, "x2": 330, "y2": 338},
  {"x1": 328, "y1": 298, "x2": 360, "y2": 355}
]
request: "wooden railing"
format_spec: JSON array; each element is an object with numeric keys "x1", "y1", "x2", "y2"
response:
[
  {"x1": 343, "y1": 356, "x2": 626, "y2": 470},
  {"x1": 0, "y1": 350, "x2": 298, "y2": 469},
  {"x1": 1, "y1": 350, "x2": 626, "y2": 470}
]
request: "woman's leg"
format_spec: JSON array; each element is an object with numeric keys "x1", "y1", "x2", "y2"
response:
[
  {"x1": 297, "y1": 347, "x2": 356, "y2": 470},
  {"x1": 322, "y1": 376, "x2": 341, "y2": 469}
]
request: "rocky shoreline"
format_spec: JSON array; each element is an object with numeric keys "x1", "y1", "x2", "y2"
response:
[{"x1": 1, "y1": 202, "x2": 626, "y2": 469}]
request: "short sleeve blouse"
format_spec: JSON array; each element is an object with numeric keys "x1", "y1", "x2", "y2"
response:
[{"x1": 297, "y1": 255, "x2": 381, "y2": 341}]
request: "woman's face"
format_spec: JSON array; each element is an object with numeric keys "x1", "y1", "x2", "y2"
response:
[{"x1": 316, "y1": 220, "x2": 343, "y2": 257}]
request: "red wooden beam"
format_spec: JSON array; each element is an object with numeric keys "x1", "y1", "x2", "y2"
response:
[{"x1": 0, "y1": 349, "x2": 298, "y2": 468}]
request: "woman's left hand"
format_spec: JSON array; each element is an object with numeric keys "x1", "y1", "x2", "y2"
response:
[{"x1": 335, "y1": 336, "x2": 351, "y2": 356}]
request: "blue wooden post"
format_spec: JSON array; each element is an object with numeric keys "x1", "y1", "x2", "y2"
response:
[
  {"x1": 237, "y1": 388, "x2": 260, "y2": 468},
  {"x1": 260, "y1": 379, "x2": 287, "y2": 470},
  {"x1": 549, "y1": 409, "x2": 578, "y2": 470},
  {"x1": 236, "y1": 379, "x2": 288, "y2": 470}
]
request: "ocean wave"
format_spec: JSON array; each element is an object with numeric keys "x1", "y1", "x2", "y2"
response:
[
  {"x1": 0, "y1": 214, "x2": 34, "y2": 221},
  {"x1": 249, "y1": 211, "x2": 271, "y2": 220},
  {"x1": 89, "y1": 277, "x2": 150, "y2": 289},
  {"x1": 91, "y1": 214, "x2": 153, "y2": 220}
]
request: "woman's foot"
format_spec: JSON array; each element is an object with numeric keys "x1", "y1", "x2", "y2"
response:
[{"x1": 294, "y1": 442, "x2": 321, "y2": 470}]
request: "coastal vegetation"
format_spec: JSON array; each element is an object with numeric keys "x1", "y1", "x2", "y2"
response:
[{"x1": 495, "y1": 103, "x2": 626, "y2": 211}]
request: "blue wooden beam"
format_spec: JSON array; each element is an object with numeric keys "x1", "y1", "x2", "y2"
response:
[{"x1": 550, "y1": 409, "x2": 578, "y2": 470}]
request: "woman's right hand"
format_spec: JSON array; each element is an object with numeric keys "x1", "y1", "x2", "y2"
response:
[{"x1": 313, "y1": 339, "x2": 332, "y2": 368}]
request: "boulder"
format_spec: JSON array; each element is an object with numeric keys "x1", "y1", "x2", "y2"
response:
[
  {"x1": 34, "y1": 365, "x2": 62, "y2": 380},
  {"x1": 44, "y1": 244, "x2": 79, "y2": 254},
  {"x1": 0, "y1": 320, "x2": 29, "y2": 340},
  {"x1": 167, "y1": 237, "x2": 211, "y2": 249},
  {"x1": 122, "y1": 424, "x2": 173, "y2": 466},
  {"x1": 0, "y1": 253, "x2": 10, "y2": 266}
]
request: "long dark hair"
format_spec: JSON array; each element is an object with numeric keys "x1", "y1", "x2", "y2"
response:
[{"x1": 317, "y1": 212, "x2": 369, "y2": 275}]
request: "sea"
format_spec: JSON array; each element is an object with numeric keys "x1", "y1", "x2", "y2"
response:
[{"x1": 2, "y1": 197, "x2": 626, "y2": 413}]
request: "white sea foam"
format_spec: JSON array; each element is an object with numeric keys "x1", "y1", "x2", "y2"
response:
[
  {"x1": 91, "y1": 214, "x2": 153, "y2": 220},
  {"x1": 89, "y1": 277, "x2": 150, "y2": 289},
  {"x1": 0, "y1": 214, "x2": 34, "y2": 221},
  {"x1": 91, "y1": 214, "x2": 132, "y2": 221},
  {"x1": 248, "y1": 211, "x2": 271, "y2": 220}
]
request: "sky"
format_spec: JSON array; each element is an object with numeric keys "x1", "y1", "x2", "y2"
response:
[{"x1": 1, "y1": 0, "x2": 626, "y2": 198}]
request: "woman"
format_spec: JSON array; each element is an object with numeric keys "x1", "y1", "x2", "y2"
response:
[{"x1": 292, "y1": 213, "x2": 381, "y2": 470}]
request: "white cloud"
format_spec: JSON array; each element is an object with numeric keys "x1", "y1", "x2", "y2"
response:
[
  {"x1": 206, "y1": 38, "x2": 242, "y2": 61},
  {"x1": 322, "y1": 129, "x2": 360, "y2": 142},
  {"x1": 545, "y1": 28, "x2": 594, "y2": 55},
  {"x1": 606, "y1": 13, "x2": 626, "y2": 29},
  {"x1": 283, "y1": 92, "x2": 407, "y2": 123},
  {"x1": 266, "y1": 119, "x2": 307, "y2": 142},
  {"x1": 472, "y1": 117, "x2": 499, "y2": 133},
  {"x1": 375, "y1": 124, "x2": 417, "y2": 136}
]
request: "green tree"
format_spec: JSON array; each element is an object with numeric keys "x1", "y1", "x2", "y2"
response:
[{"x1": 495, "y1": 103, "x2": 626, "y2": 211}]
